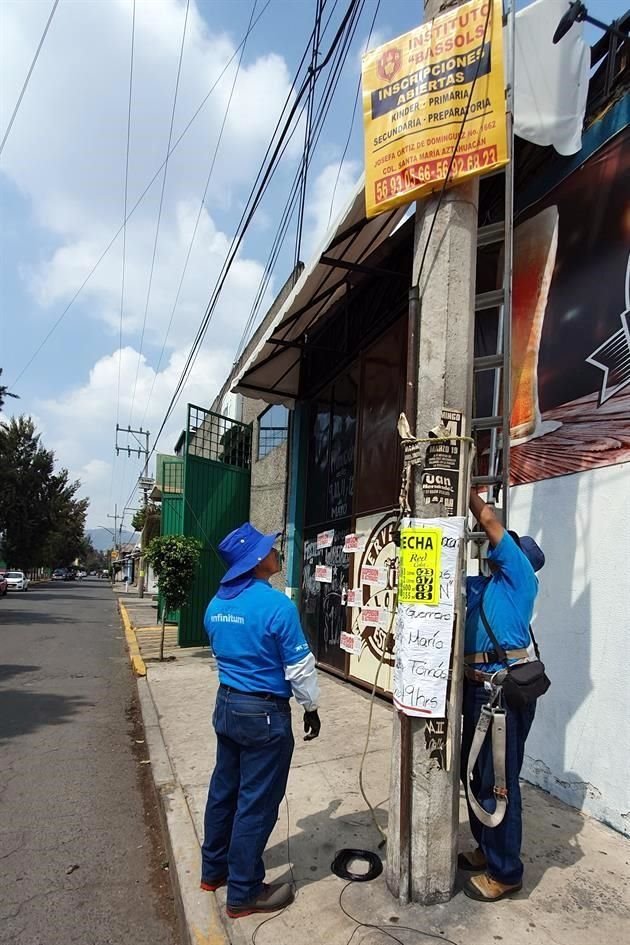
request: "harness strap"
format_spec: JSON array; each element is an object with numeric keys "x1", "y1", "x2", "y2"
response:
[
  {"x1": 465, "y1": 704, "x2": 508, "y2": 828},
  {"x1": 464, "y1": 647, "x2": 529, "y2": 665}
]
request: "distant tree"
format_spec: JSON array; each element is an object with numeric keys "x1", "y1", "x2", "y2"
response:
[
  {"x1": 0, "y1": 368, "x2": 18, "y2": 412},
  {"x1": 0, "y1": 416, "x2": 88, "y2": 569},
  {"x1": 145, "y1": 535, "x2": 202, "y2": 660}
]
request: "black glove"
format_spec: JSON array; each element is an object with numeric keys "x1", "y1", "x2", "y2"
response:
[{"x1": 303, "y1": 709, "x2": 321, "y2": 741}]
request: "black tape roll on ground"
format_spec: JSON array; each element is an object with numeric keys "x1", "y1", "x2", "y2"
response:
[{"x1": 331, "y1": 848, "x2": 383, "y2": 882}]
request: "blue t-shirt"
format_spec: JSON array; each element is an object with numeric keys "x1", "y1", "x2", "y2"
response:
[
  {"x1": 465, "y1": 532, "x2": 538, "y2": 671},
  {"x1": 203, "y1": 579, "x2": 312, "y2": 697}
]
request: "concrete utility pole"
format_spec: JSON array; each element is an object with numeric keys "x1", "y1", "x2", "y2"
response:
[{"x1": 385, "y1": 0, "x2": 478, "y2": 906}]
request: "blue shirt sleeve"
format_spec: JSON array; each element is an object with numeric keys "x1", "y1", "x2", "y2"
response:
[
  {"x1": 488, "y1": 532, "x2": 537, "y2": 597},
  {"x1": 271, "y1": 597, "x2": 312, "y2": 666}
]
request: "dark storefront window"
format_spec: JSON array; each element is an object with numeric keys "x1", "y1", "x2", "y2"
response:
[
  {"x1": 355, "y1": 317, "x2": 407, "y2": 515},
  {"x1": 301, "y1": 522, "x2": 351, "y2": 674}
]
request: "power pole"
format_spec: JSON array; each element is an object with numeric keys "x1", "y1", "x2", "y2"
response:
[
  {"x1": 115, "y1": 425, "x2": 151, "y2": 597},
  {"x1": 385, "y1": 0, "x2": 479, "y2": 906}
]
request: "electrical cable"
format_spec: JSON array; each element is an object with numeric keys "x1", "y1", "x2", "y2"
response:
[
  {"x1": 128, "y1": 0, "x2": 190, "y2": 428},
  {"x1": 339, "y1": 882, "x2": 461, "y2": 945},
  {"x1": 0, "y1": 0, "x2": 60, "y2": 159},
  {"x1": 8, "y1": 0, "x2": 272, "y2": 389},
  {"x1": 139, "y1": 0, "x2": 258, "y2": 431},
  {"x1": 149, "y1": 0, "x2": 364, "y2": 459},
  {"x1": 235, "y1": 0, "x2": 367, "y2": 358},
  {"x1": 327, "y1": 0, "x2": 381, "y2": 228},
  {"x1": 117, "y1": 0, "x2": 136, "y2": 429},
  {"x1": 293, "y1": 0, "x2": 324, "y2": 270},
  {"x1": 331, "y1": 849, "x2": 383, "y2": 882}
]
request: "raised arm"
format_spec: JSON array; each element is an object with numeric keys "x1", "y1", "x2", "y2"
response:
[{"x1": 469, "y1": 489, "x2": 505, "y2": 548}]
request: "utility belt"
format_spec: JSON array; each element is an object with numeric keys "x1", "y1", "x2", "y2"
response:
[{"x1": 219, "y1": 684, "x2": 290, "y2": 704}]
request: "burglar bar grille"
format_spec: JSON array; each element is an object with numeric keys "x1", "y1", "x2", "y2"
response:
[{"x1": 186, "y1": 404, "x2": 252, "y2": 469}]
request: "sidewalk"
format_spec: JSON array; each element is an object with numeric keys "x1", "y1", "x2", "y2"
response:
[{"x1": 120, "y1": 599, "x2": 630, "y2": 945}]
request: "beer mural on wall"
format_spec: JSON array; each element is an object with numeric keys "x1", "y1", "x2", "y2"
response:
[
  {"x1": 505, "y1": 129, "x2": 630, "y2": 483},
  {"x1": 347, "y1": 511, "x2": 399, "y2": 694}
]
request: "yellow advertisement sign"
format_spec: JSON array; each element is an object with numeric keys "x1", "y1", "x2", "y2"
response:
[
  {"x1": 361, "y1": 0, "x2": 507, "y2": 218},
  {"x1": 398, "y1": 526, "x2": 442, "y2": 605}
]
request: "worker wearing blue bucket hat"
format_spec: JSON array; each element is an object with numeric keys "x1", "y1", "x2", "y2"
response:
[{"x1": 200, "y1": 523, "x2": 320, "y2": 919}]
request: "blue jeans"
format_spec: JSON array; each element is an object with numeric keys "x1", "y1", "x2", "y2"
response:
[
  {"x1": 201, "y1": 687, "x2": 294, "y2": 905},
  {"x1": 461, "y1": 681, "x2": 536, "y2": 886}
]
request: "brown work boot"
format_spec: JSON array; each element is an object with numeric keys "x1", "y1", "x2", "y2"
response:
[
  {"x1": 463, "y1": 872, "x2": 522, "y2": 902},
  {"x1": 226, "y1": 883, "x2": 294, "y2": 918},
  {"x1": 457, "y1": 847, "x2": 487, "y2": 871}
]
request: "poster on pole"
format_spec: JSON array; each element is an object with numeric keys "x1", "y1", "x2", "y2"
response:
[
  {"x1": 361, "y1": 0, "x2": 507, "y2": 218},
  {"x1": 393, "y1": 517, "x2": 465, "y2": 718}
]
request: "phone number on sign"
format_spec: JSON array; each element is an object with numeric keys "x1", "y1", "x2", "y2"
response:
[{"x1": 374, "y1": 146, "x2": 499, "y2": 204}]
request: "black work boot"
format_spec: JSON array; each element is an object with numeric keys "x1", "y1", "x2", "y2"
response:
[{"x1": 226, "y1": 883, "x2": 294, "y2": 918}]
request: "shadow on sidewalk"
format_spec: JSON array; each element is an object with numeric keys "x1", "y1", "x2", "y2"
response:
[{"x1": 264, "y1": 797, "x2": 389, "y2": 889}]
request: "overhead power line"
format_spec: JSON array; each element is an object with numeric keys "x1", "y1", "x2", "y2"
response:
[
  {"x1": 117, "y1": 0, "x2": 136, "y2": 429},
  {"x1": 128, "y1": 0, "x2": 191, "y2": 428},
  {"x1": 149, "y1": 0, "x2": 364, "y2": 459},
  {"x1": 140, "y1": 0, "x2": 259, "y2": 431},
  {"x1": 0, "y1": 0, "x2": 60, "y2": 159},
  {"x1": 8, "y1": 0, "x2": 272, "y2": 389}
]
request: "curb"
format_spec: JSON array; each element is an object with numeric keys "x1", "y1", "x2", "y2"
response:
[
  {"x1": 118, "y1": 599, "x2": 147, "y2": 677},
  {"x1": 137, "y1": 677, "x2": 231, "y2": 945}
]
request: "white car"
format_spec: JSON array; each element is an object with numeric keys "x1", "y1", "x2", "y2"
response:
[{"x1": 5, "y1": 571, "x2": 29, "y2": 591}]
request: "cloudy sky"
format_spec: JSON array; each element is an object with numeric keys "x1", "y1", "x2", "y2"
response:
[{"x1": 0, "y1": 0, "x2": 623, "y2": 530}]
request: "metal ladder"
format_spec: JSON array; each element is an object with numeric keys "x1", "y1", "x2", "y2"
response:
[{"x1": 469, "y1": 0, "x2": 515, "y2": 541}]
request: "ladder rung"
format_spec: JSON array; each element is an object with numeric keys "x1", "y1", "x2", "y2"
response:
[
  {"x1": 467, "y1": 530, "x2": 488, "y2": 541},
  {"x1": 477, "y1": 221, "x2": 505, "y2": 247},
  {"x1": 475, "y1": 289, "x2": 504, "y2": 311},
  {"x1": 473, "y1": 354, "x2": 505, "y2": 372},
  {"x1": 471, "y1": 475, "x2": 504, "y2": 486},
  {"x1": 472, "y1": 416, "x2": 504, "y2": 431}
]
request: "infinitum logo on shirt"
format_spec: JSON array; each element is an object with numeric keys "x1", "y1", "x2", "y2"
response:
[{"x1": 211, "y1": 613, "x2": 245, "y2": 625}]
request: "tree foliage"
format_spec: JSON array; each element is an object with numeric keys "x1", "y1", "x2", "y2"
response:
[
  {"x1": 0, "y1": 368, "x2": 19, "y2": 412},
  {"x1": 144, "y1": 534, "x2": 202, "y2": 613},
  {"x1": 0, "y1": 416, "x2": 89, "y2": 569}
]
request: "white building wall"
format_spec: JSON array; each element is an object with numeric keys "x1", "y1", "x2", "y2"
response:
[{"x1": 509, "y1": 463, "x2": 630, "y2": 835}]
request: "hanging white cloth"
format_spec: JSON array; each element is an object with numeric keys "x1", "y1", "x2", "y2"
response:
[{"x1": 513, "y1": 0, "x2": 591, "y2": 155}]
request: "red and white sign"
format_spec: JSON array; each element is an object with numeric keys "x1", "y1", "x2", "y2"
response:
[
  {"x1": 345, "y1": 588, "x2": 362, "y2": 607},
  {"x1": 314, "y1": 565, "x2": 333, "y2": 583},
  {"x1": 343, "y1": 533, "x2": 367, "y2": 554},
  {"x1": 317, "y1": 530, "x2": 335, "y2": 549},
  {"x1": 340, "y1": 631, "x2": 363, "y2": 655},
  {"x1": 360, "y1": 565, "x2": 387, "y2": 586}
]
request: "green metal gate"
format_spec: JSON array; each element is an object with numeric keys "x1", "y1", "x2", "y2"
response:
[
  {"x1": 159, "y1": 457, "x2": 184, "y2": 623},
  {"x1": 178, "y1": 405, "x2": 251, "y2": 647}
]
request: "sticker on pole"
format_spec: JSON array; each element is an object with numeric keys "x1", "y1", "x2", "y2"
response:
[{"x1": 398, "y1": 526, "x2": 442, "y2": 605}]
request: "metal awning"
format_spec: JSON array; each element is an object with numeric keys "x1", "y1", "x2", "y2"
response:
[{"x1": 233, "y1": 176, "x2": 408, "y2": 404}]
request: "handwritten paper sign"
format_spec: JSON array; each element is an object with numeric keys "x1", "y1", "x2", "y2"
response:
[
  {"x1": 393, "y1": 517, "x2": 465, "y2": 717},
  {"x1": 340, "y1": 631, "x2": 362, "y2": 655},
  {"x1": 360, "y1": 565, "x2": 387, "y2": 586},
  {"x1": 314, "y1": 565, "x2": 333, "y2": 583},
  {"x1": 317, "y1": 529, "x2": 335, "y2": 549},
  {"x1": 398, "y1": 526, "x2": 442, "y2": 605},
  {"x1": 343, "y1": 533, "x2": 367, "y2": 554}
]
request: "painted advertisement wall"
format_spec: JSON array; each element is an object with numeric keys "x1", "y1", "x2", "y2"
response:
[{"x1": 502, "y1": 128, "x2": 630, "y2": 483}]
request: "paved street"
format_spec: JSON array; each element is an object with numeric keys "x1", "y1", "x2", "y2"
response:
[{"x1": 0, "y1": 580, "x2": 180, "y2": 945}]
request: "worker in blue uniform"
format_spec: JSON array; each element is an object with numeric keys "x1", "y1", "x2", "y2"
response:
[
  {"x1": 200, "y1": 523, "x2": 320, "y2": 919},
  {"x1": 460, "y1": 490, "x2": 545, "y2": 902}
]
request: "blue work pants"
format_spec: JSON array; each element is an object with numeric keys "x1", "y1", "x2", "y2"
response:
[
  {"x1": 461, "y1": 680, "x2": 536, "y2": 886},
  {"x1": 201, "y1": 687, "x2": 294, "y2": 905}
]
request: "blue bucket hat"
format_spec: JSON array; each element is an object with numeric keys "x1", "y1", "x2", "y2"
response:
[
  {"x1": 218, "y1": 523, "x2": 280, "y2": 584},
  {"x1": 508, "y1": 530, "x2": 545, "y2": 572}
]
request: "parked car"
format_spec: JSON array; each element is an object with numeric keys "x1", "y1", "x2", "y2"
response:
[
  {"x1": 5, "y1": 571, "x2": 29, "y2": 591},
  {"x1": 0, "y1": 573, "x2": 8, "y2": 597},
  {"x1": 52, "y1": 568, "x2": 67, "y2": 581}
]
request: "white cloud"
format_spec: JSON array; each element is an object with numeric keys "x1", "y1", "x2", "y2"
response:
[{"x1": 305, "y1": 159, "x2": 361, "y2": 257}]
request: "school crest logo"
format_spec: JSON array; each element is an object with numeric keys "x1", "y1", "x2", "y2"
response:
[{"x1": 377, "y1": 47, "x2": 402, "y2": 83}]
